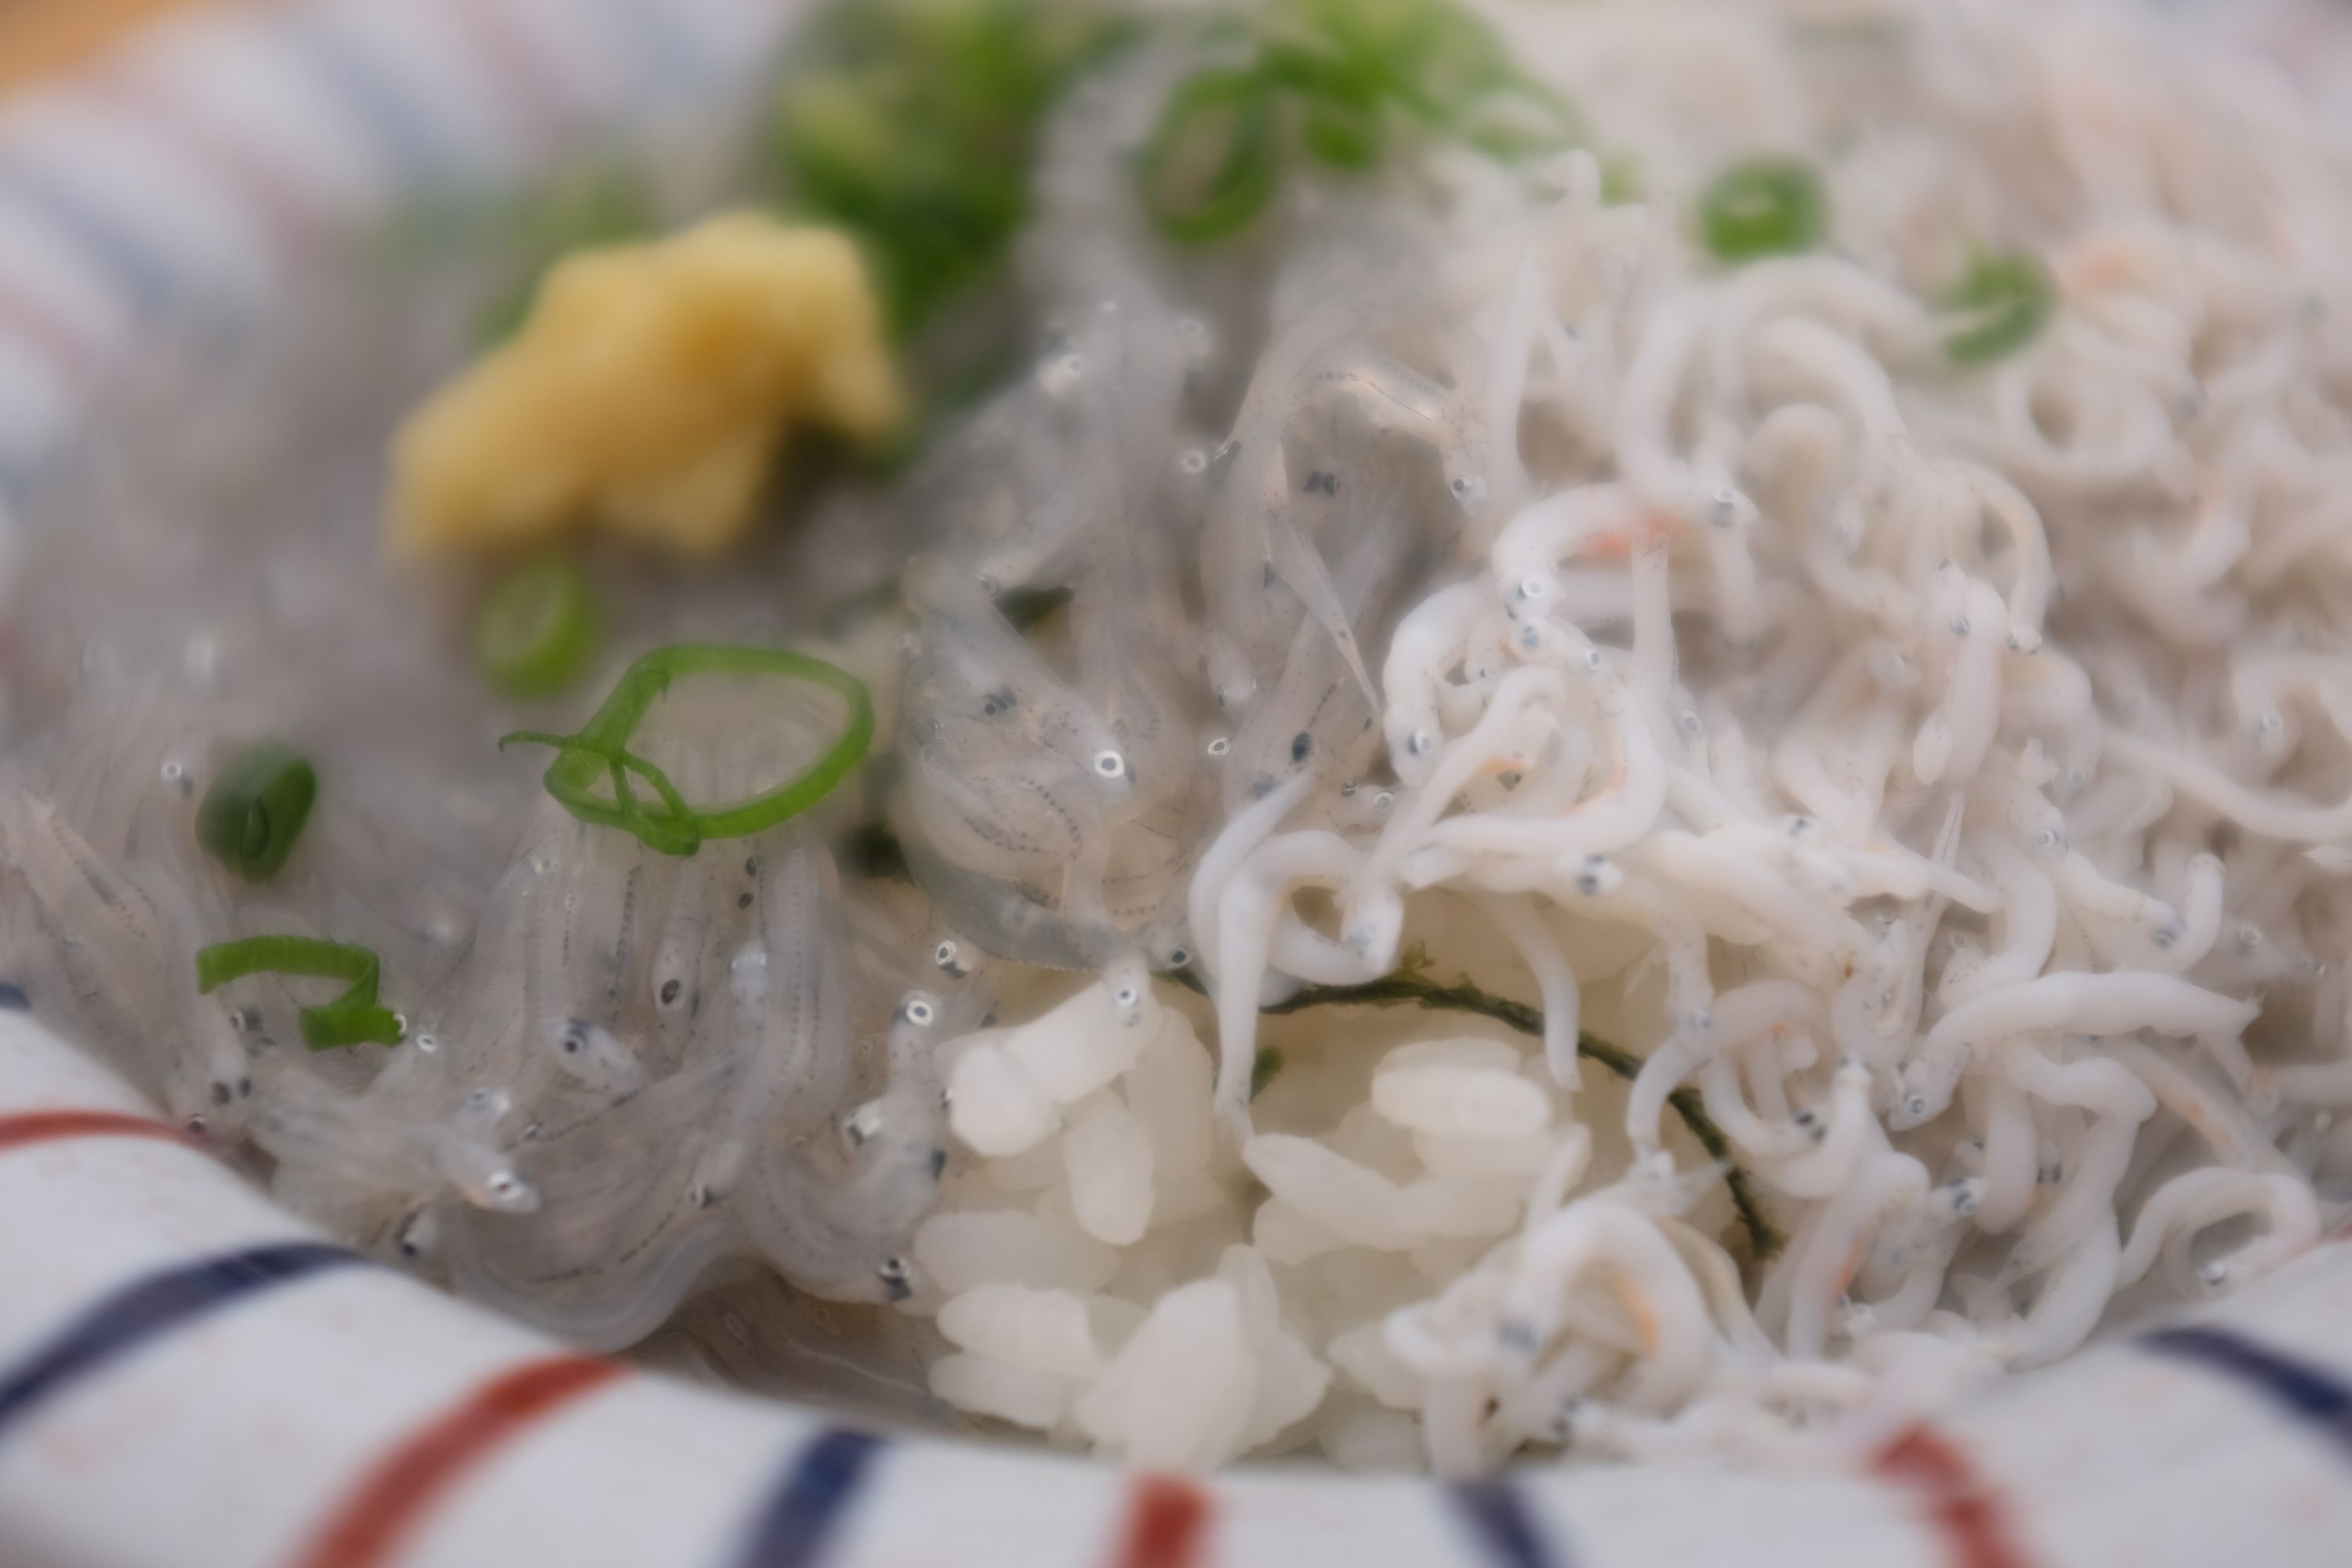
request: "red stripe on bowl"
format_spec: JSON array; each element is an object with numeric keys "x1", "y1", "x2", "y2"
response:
[
  {"x1": 434, "y1": 0, "x2": 570, "y2": 158},
  {"x1": 0, "y1": 270, "x2": 99, "y2": 379},
  {"x1": 91, "y1": 67, "x2": 321, "y2": 263},
  {"x1": 287, "y1": 1353, "x2": 627, "y2": 1568},
  {"x1": 0, "y1": 1109, "x2": 199, "y2": 1156},
  {"x1": 1869, "y1": 1424, "x2": 2038, "y2": 1568},
  {"x1": 1108, "y1": 1474, "x2": 1214, "y2": 1568}
]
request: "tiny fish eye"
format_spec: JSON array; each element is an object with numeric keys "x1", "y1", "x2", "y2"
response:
[
  {"x1": 1167, "y1": 946, "x2": 1190, "y2": 966},
  {"x1": 1115, "y1": 985, "x2": 1138, "y2": 1005},
  {"x1": 1207, "y1": 737, "x2": 1231, "y2": 757},
  {"x1": 1094, "y1": 750, "x2": 1127, "y2": 777},
  {"x1": 659, "y1": 978, "x2": 682, "y2": 1005},
  {"x1": 903, "y1": 998, "x2": 936, "y2": 1025}
]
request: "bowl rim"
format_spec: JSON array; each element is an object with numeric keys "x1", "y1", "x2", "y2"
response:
[{"x1": 2, "y1": 3, "x2": 2351, "y2": 1566}]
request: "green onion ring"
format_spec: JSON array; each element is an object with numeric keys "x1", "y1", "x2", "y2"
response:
[
  {"x1": 1698, "y1": 156, "x2": 1830, "y2": 263},
  {"x1": 1137, "y1": 66, "x2": 1283, "y2": 245},
  {"x1": 195, "y1": 935, "x2": 403, "y2": 1051},
  {"x1": 1941, "y1": 250, "x2": 2056, "y2": 366},
  {"x1": 194, "y1": 740, "x2": 317, "y2": 884},
  {"x1": 474, "y1": 555, "x2": 597, "y2": 699},
  {"x1": 499, "y1": 644, "x2": 874, "y2": 856}
]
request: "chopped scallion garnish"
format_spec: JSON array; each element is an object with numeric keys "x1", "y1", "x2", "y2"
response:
[
  {"x1": 1940, "y1": 250, "x2": 2056, "y2": 366},
  {"x1": 1599, "y1": 153, "x2": 1643, "y2": 205},
  {"x1": 1138, "y1": 67, "x2": 1283, "y2": 244},
  {"x1": 1698, "y1": 156, "x2": 1829, "y2": 263},
  {"x1": 474, "y1": 555, "x2": 597, "y2": 699},
  {"x1": 1138, "y1": 0, "x2": 1585, "y2": 245},
  {"x1": 1457, "y1": 78, "x2": 1583, "y2": 163},
  {"x1": 500, "y1": 644, "x2": 874, "y2": 856},
  {"x1": 195, "y1": 935, "x2": 402, "y2": 1051},
  {"x1": 194, "y1": 740, "x2": 316, "y2": 884},
  {"x1": 771, "y1": 0, "x2": 1131, "y2": 332}
]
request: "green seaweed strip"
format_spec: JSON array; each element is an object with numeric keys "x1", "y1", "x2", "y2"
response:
[{"x1": 1173, "y1": 965, "x2": 1783, "y2": 1259}]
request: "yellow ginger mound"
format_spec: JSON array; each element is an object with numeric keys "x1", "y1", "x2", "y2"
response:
[{"x1": 390, "y1": 212, "x2": 902, "y2": 558}]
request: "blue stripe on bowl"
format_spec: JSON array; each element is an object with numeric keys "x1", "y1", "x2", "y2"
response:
[
  {"x1": 0, "y1": 1241, "x2": 367, "y2": 1443},
  {"x1": 731, "y1": 1427, "x2": 887, "y2": 1568},
  {"x1": 0, "y1": 158, "x2": 173, "y2": 311},
  {"x1": 2142, "y1": 1325, "x2": 2352, "y2": 1459},
  {"x1": 278, "y1": 8, "x2": 452, "y2": 181},
  {"x1": 583, "y1": 0, "x2": 708, "y2": 97},
  {"x1": 1450, "y1": 1479, "x2": 1568, "y2": 1568}
]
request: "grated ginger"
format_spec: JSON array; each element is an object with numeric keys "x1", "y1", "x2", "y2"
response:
[{"x1": 390, "y1": 212, "x2": 901, "y2": 558}]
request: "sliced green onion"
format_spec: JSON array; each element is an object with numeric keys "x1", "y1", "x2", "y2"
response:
[
  {"x1": 1298, "y1": 93, "x2": 1385, "y2": 170},
  {"x1": 1259, "y1": 39, "x2": 1386, "y2": 169},
  {"x1": 1138, "y1": 0, "x2": 1582, "y2": 242},
  {"x1": 1138, "y1": 67, "x2": 1283, "y2": 244},
  {"x1": 1699, "y1": 156, "x2": 1829, "y2": 263},
  {"x1": 474, "y1": 555, "x2": 597, "y2": 699},
  {"x1": 772, "y1": 0, "x2": 1131, "y2": 332},
  {"x1": 1288, "y1": 0, "x2": 1507, "y2": 125},
  {"x1": 1599, "y1": 153, "x2": 1643, "y2": 206},
  {"x1": 500, "y1": 644, "x2": 875, "y2": 857},
  {"x1": 195, "y1": 935, "x2": 402, "y2": 1051},
  {"x1": 1457, "y1": 77, "x2": 1583, "y2": 162},
  {"x1": 1940, "y1": 250, "x2": 2056, "y2": 366},
  {"x1": 194, "y1": 741, "x2": 316, "y2": 884}
]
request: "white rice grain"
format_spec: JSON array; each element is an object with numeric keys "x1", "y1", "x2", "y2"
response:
[
  {"x1": 1065, "y1": 1094, "x2": 1156, "y2": 1245},
  {"x1": 1243, "y1": 1134, "x2": 1424, "y2": 1250},
  {"x1": 1073, "y1": 1279, "x2": 1256, "y2": 1469},
  {"x1": 937, "y1": 1283, "x2": 1106, "y2": 1378},
  {"x1": 928, "y1": 1352, "x2": 1077, "y2": 1430},
  {"x1": 912, "y1": 1210, "x2": 1121, "y2": 1295},
  {"x1": 946, "y1": 1042, "x2": 1062, "y2": 1156}
]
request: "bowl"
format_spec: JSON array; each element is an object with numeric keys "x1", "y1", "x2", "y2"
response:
[{"x1": 3, "y1": 2, "x2": 2352, "y2": 1565}]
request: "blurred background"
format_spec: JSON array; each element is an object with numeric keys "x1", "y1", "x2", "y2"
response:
[
  {"x1": 5, "y1": 0, "x2": 2352, "y2": 114},
  {"x1": 0, "y1": 0, "x2": 216, "y2": 94}
]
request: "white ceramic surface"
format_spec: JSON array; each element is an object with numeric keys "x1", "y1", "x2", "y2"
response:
[{"x1": 3, "y1": 3, "x2": 2352, "y2": 1566}]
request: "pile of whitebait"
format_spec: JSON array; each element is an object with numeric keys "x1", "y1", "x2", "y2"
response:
[{"x1": 9, "y1": 0, "x2": 2352, "y2": 1476}]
